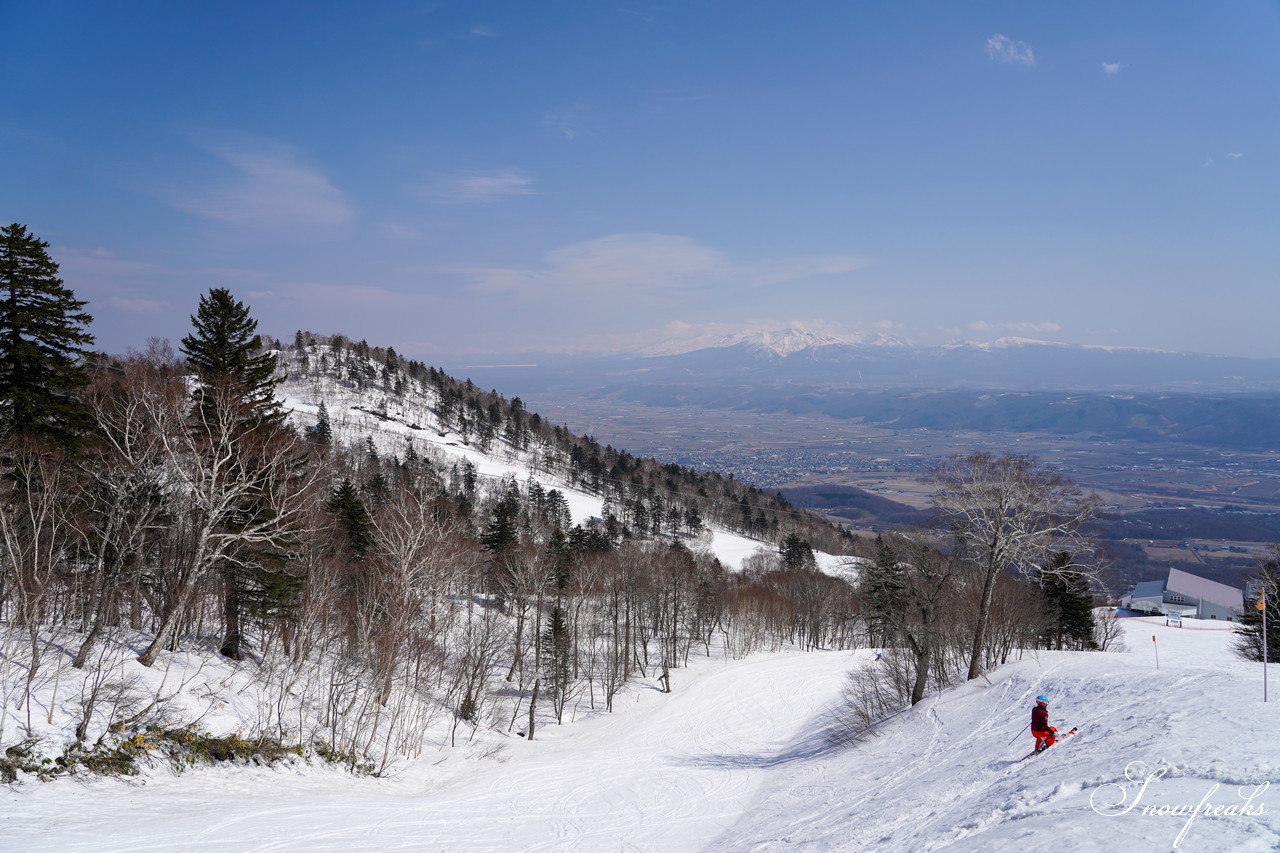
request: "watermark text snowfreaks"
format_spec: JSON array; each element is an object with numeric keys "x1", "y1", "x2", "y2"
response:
[{"x1": 1090, "y1": 761, "x2": 1269, "y2": 848}]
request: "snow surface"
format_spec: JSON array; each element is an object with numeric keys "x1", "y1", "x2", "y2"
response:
[{"x1": 5, "y1": 617, "x2": 1276, "y2": 852}]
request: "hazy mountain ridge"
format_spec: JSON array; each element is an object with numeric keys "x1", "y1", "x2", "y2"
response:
[
  {"x1": 453, "y1": 327, "x2": 1280, "y2": 394},
  {"x1": 448, "y1": 328, "x2": 1280, "y2": 452}
]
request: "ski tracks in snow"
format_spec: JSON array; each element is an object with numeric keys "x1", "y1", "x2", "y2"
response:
[{"x1": 2, "y1": 649, "x2": 853, "y2": 853}]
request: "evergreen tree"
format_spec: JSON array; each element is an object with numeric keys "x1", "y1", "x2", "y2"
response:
[
  {"x1": 1038, "y1": 551, "x2": 1097, "y2": 650},
  {"x1": 0, "y1": 223, "x2": 95, "y2": 446},
  {"x1": 329, "y1": 478, "x2": 374, "y2": 561},
  {"x1": 310, "y1": 400, "x2": 332, "y2": 445},
  {"x1": 481, "y1": 482, "x2": 522, "y2": 553},
  {"x1": 545, "y1": 527, "x2": 573, "y2": 591},
  {"x1": 542, "y1": 603, "x2": 574, "y2": 722},
  {"x1": 1236, "y1": 559, "x2": 1280, "y2": 663},
  {"x1": 180, "y1": 287, "x2": 282, "y2": 426},
  {"x1": 862, "y1": 533, "x2": 906, "y2": 646},
  {"x1": 179, "y1": 288, "x2": 288, "y2": 659},
  {"x1": 780, "y1": 532, "x2": 816, "y2": 571}
]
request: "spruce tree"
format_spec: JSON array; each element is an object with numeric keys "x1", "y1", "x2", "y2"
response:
[
  {"x1": 1038, "y1": 551, "x2": 1097, "y2": 650},
  {"x1": 862, "y1": 533, "x2": 906, "y2": 645},
  {"x1": 329, "y1": 479, "x2": 374, "y2": 561},
  {"x1": 180, "y1": 288, "x2": 287, "y2": 659},
  {"x1": 0, "y1": 223, "x2": 95, "y2": 446},
  {"x1": 1236, "y1": 560, "x2": 1280, "y2": 663},
  {"x1": 780, "y1": 532, "x2": 816, "y2": 571},
  {"x1": 311, "y1": 400, "x2": 332, "y2": 446},
  {"x1": 180, "y1": 287, "x2": 282, "y2": 427}
]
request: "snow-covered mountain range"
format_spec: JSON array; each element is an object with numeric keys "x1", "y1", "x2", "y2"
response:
[
  {"x1": 638, "y1": 326, "x2": 911, "y2": 358},
  {"x1": 452, "y1": 325, "x2": 1280, "y2": 394}
]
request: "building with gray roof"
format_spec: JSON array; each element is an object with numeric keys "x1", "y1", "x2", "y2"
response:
[{"x1": 1120, "y1": 567, "x2": 1244, "y2": 622}]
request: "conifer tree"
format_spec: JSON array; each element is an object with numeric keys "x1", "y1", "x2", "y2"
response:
[
  {"x1": 179, "y1": 288, "x2": 288, "y2": 659},
  {"x1": 311, "y1": 400, "x2": 332, "y2": 446},
  {"x1": 862, "y1": 533, "x2": 906, "y2": 646},
  {"x1": 329, "y1": 478, "x2": 374, "y2": 561},
  {"x1": 780, "y1": 532, "x2": 816, "y2": 571},
  {"x1": 1236, "y1": 558, "x2": 1280, "y2": 663},
  {"x1": 180, "y1": 287, "x2": 282, "y2": 427},
  {"x1": 1037, "y1": 551, "x2": 1097, "y2": 650},
  {"x1": 0, "y1": 223, "x2": 95, "y2": 446}
]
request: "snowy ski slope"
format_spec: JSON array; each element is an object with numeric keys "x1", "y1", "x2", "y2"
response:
[{"x1": 4, "y1": 619, "x2": 1275, "y2": 852}]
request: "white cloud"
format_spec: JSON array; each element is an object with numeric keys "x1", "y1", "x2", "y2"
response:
[
  {"x1": 1102, "y1": 62, "x2": 1122, "y2": 76},
  {"x1": 986, "y1": 34, "x2": 1035, "y2": 66},
  {"x1": 968, "y1": 320, "x2": 1061, "y2": 335},
  {"x1": 54, "y1": 247, "x2": 161, "y2": 278},
  {"x1": 422, "y1": 169, "x2": 537, "y2": 203},
  {"x1": 1228, "y1": 152, "x2": 1244, "y2": 159},
  {"x1": 177, "y1": 137, "x2": 355, "y2": 227},
  {"x1": 469, "y1": 25, "x2": 499, "y2": 37},
  {"x1": 107, "y1": 296, "x2": 168, "y2": 314},
  {"x1": 455, "y1": 234, "x2": 868, "y2": 300}
]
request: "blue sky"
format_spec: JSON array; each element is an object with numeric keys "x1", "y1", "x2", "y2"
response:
[{"x1": 3, "y1": 1, "x2": 1278, "y2": 359}]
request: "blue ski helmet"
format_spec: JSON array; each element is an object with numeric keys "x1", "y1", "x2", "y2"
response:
[{"x1": 1036, "y1": 695, "x2": 1048, "y2": 704}]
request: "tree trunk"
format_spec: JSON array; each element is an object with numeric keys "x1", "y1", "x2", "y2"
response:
[
  {"x1": 219, "y1": 566, "x2": 243, "y2": 660},
  {"x1": 526, "y1": 678, "x2": 539, "y2": 741},
  {"x1": 910, "y1": 646, "x2": 931, "y2": 705},
  {"x1": 72, "y1": 616, "x2": 104, "y2": 669},
  {"x1": 966, "y1": 559, "x2": 999, "y2": 681}
]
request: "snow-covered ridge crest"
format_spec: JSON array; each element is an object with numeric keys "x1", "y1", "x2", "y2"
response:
[
  {"x1": 943, "y1": 336, "x2": 1180, "y2": 354},
  {"x1": 274, "y1": 340, "x2": 854, "y2": 576}
]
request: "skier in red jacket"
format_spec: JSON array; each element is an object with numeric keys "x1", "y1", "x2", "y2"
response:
[{"x1": 1031, "y1": 696, "x2": 1053, "y2": 752}]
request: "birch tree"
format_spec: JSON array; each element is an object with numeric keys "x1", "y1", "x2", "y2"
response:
[{"x1": 929, "y1": 453, "x2": 1098, "y2": 680}]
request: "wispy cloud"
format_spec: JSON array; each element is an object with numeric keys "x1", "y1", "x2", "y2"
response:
[
  {"x1": 469, "y1": 25, "x2": 499, "y2": 38},
  {"x1": 1228, "y1": 152, "x2": 1244, "y2": 159},
  {"x1": 986, "y1": 34, "x2": 1035, "y2": 66},
  {"x1": 421, "y1": 169, "x2": 537, "y2": 203},
  {"x1": 542, "y1": 104, "x2": 594, "y2": 140},
  {"x1": 54, "y1": 246, "x2": 161, "y2": 278},
  {"x1": 1102, "y1": 62, "x2": 1122, "y2": 76},
  {"x1": 176, "y1": 136, "x2": 355, "y2": 227},
  {"x1": 456, "y1": 233, "x2": 868, "y2": 300},
  {"x1": 107, "y1": 296, "x2": 168, "y2": 314},
  {"x1": 968, "y1": 320, "x2": 1061, "y2": 335}
]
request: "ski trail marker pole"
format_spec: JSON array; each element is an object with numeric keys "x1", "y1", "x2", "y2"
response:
[
  {"x1": 1152, "y1": 635, "x2": 1159, "y2": 669},
  {"x1": 1258, "y1": 587, "x2": 1268, "y2": 703}
]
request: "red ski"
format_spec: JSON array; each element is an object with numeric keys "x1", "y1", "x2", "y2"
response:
[{"x1": 1020, "y1": 726, "x2": 1077, "y2": 760}]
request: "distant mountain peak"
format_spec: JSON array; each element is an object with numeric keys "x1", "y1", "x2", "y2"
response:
[
  {"x1": 944, "y1": 337, "x2": 1181, "y2": 355},
  {"x1": 722, "y1": 327, "x2": 850, "y2": 356},
  {"x1": 638, "y1": 324, "x2": 910, "y2": 358}
]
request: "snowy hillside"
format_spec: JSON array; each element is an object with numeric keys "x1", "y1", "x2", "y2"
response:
[
  {"x1": 5, "y1": 618, "x2": 1274, "y2": 852},
  {"x1": 276, "y1": 344, "x2": 856, "y2": 576}
]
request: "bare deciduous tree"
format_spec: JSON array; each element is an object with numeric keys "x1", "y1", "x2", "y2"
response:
[
  {"x1": 929, "y1": 453, "x2": 1098, "y2": 680},
  {"x1": 137, "y1": 381, "x2": 317, "y2": 667}
]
